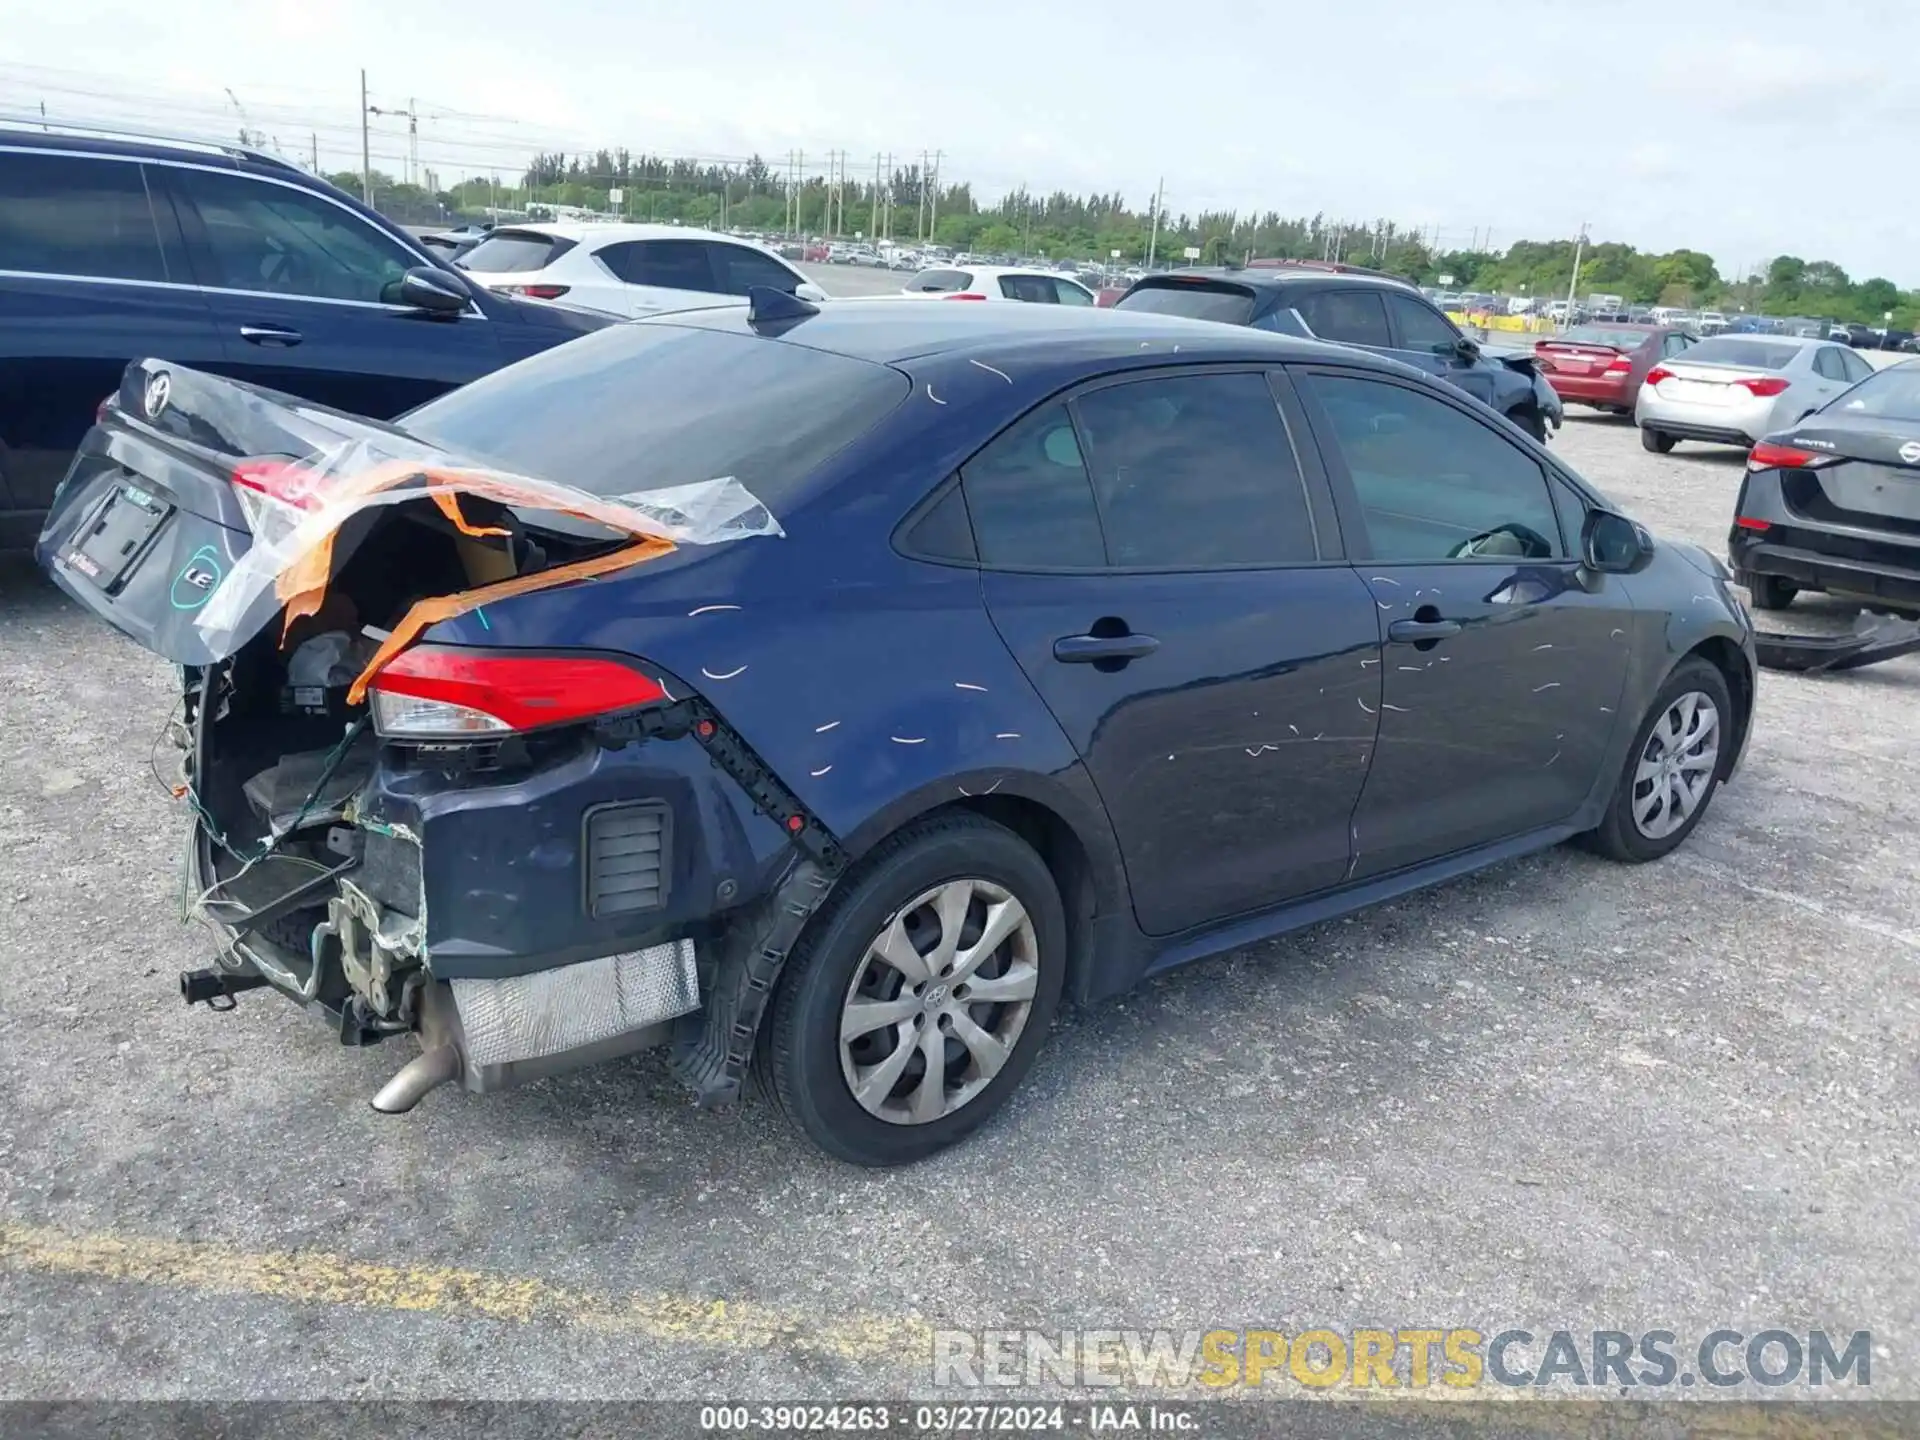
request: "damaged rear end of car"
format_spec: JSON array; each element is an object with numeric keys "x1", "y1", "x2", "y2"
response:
[{"x1": 37, "y1": 335, "x2": 889, "y2": 1113}]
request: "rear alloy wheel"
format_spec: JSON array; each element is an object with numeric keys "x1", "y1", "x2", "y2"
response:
[
  {"x1": 759, "y1": 814, "x2": 1065, "y2": 1165},
  {"x1": 1743, "y1": 573, "x2": 1798, "y2": 611},
  {"x1": 1641, "y1": 426, "x2": 1677, "y2": 453},
  {"x1": 1583, "y1": 658, "x2": 1731, "y2": 862}
]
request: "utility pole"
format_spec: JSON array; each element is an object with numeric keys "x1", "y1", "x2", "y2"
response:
[
  {"x1": 883, "y1": 152, "x2": 893, "y2": 239},
  {"x1": 310, "y1": 132, "x2": 319, "y2": 173},
  {"x1": 1564, "y1": 221, "x2": 1589, "y2": 327},
  {"x1": 1146, "y1": 176, "x2": 1164, "y2": 268},
  {"x1": 928, "y1": 150, "x2": 943, "y2": 238},
  {"x1": 366, "y1": 97, "x2": 419, "y2": 187},
  {"x1": 871, "y1": 152, "x2": 881, "y2": 239},
  {"x1": 358, "y1": 70, "x2": 372, "y2": 205},
  {"x1": 916, "y1": 150, "x2": 928, "y2": 242}
]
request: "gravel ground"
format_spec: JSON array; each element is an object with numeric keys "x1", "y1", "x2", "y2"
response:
[{"x1": 0, "y1": 385, "x2": 1915, "y2": 1408}]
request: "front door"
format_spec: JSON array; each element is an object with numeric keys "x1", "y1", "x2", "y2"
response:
[
  {"x1": 1296, "y1": 367, "x2": 1634, "y2": 877},
  {"x1": 968, "y1": 369, "x2": 1382, "y2": 936},
  {"x1": 159, "y1": 166, "x2": 501, "y2": 421}
]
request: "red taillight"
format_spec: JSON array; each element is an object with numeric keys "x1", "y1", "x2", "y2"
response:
[
  {"x1": 1738, "y1": 376, "x2": 1790, "y2": 397},
  {"x1": 1604, "y1": 355, "x2": 1634, "y2": 374},
  {"x1": 500, "y1": 283, "x2": 570, "y2": 299},
  {"x1": 367, "y1": 646, "x2": 667, "y2": 739},
  {"x1": 942, "y1": 292, "x2": 987, "y2": 300},
  {"x1": 1748, "y1": 441, "x2": 1831, "y2": 471},
  {"x1": 1645, "y1": 366, "x2": 1673, "y2": 386},
  {"x1": 1734, "y1": 516, "x2": 1771, "y2": 531},
  {"x1": 232, "y1": 458, "x2": 326, "y2": 511}
]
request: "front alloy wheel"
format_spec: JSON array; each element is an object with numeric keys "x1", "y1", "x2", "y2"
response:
[{"x1": 1631, "y1": 691, "x2": 1720, "y2": 840}]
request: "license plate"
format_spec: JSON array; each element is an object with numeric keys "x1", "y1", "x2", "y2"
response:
[
  {"x1": 64, "y1": 483, "x2": 173, "y2": 594},
  {"x1": 1666, "y1": 379, "x2": 1724, "y2": 403}
]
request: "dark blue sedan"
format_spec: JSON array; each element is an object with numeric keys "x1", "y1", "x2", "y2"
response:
[{"x1": 39, "y1": 297, "x2": 1756, "y2": 1165}]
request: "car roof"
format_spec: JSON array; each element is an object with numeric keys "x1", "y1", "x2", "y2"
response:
[
  {"x1": 0, "y1": 118, "x2": 309, "y2": 178},
  {"x1": 929, "y1": 265, "x2": 1085, "y2": 282},
  {"x1": 659, "y1": 295, "x2": 1375, "y2": 368},
  {"x1": 1135, "y1": 266, "x2": 1419, "y2": 296},
  {"x1": 496, "y1": 221, "x2": 750, "y2": 246}
]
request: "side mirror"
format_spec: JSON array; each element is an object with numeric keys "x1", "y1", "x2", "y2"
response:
[
  {"x1": 1453, "y1": 334, "x2": 1480, "y2": 362},
  {"x1": 1583, "y1": 510, "x2": 1655, "y2": 574},
  {"x1": 398, "y1": 266, "x2": 470, "y2": 316}
]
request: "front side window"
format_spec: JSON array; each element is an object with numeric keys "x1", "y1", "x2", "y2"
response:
[
  {"x1": 1307, "y1": 373, "x2": 1564, "y2": 563},
  {"x1": 1385, "y1": 293, "x2": 1461, "y2": 354},
  {"x1": 1813, "y1": 348, "x2": 1848, "y2": 381},
  {"x1": 171, "y1": 169, "x2": 414, "y2": 303},
  {"x1": 1053, "y1": 278, "x2": 1095, "y2": 306},
  {"x1": 1072, "y1": 373, "x2": 1318, "y2": 568},
  {"x1": 0, "y1": 151, "x2": 167, "y2": 282},
  {"x1": 711, "y1": 243, "x2": 801, "y2": 295},
  {"x1": 1296, "y1": 290, "x2": 1392, "y2": 347},
  {"x1": 1840, "y1": 348, "x2": 1875, "y2": 383}
]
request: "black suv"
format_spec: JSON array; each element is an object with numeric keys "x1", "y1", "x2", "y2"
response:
[
  {"x1": 1114, "y1": 262, "x2": 1563, "y2": 442},
  {"x1": 0, "y1": 124, "x2": 609, "y2": 551}
]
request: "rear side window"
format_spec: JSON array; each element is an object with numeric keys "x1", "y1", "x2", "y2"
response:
[
  {"x1": 998, "y1": 274, "x2": 1059, "y2": 304},
  {"x1": 1307, "y1": 373, "x2": 1563, "y2": 563},
  {"x1": 171, "y1": 168, "x2": 415, "y2": 303},
  {"x1": 907, "y1": 268, "x2": 974, "y2": 293},
  {"x1": 1385, "y1": 293, "x2": 1461, "y2": 354},
  {"x1": 710, "y1": 243, "x2": 800, "y2": 295},
  {"x1": 1113, "y1": 280, "x2": 1256, "y2": 325},
  {"x1": 602, "y1": 239, "x2": 719, "y2": 292},
  {"x1": 961, "y1": 403, "x2": 1107, "y2": 568},
  {"x1": 1296, "y1": 290, "x2": 1392, "y2": 347},
  {"x1": 0, "y1": 151, "x2": 167, "y2": 282},
  {"x1": 1074, "y1": 373, "x2": 1318, "y2": 568},
  {"x1": 459, "y1": 230, "x2": 575, "y2": 273},
  {"x1": 403, "y1": 322, "x2": 910, "y2": 503}
]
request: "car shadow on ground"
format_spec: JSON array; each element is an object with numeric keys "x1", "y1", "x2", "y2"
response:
[{"x1": 0, "y1": 553, "x2": 61, "y2": 609}]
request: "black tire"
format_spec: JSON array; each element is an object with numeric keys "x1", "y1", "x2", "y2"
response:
[
  {"x1": 757, "y1": 813, "x2": 1066, "y2": 1166},
  {"x1": 1512, "y1": 406, "x2": 1548, "y2": 443},
  {"x1": 1641, "y1": 426, "x2": 1676, "y2": 453},
  {"x1": 1741, "y1": 573, "x2": 1798, "y2": 611},
  {"x1": 1583, "y1": 657, "x2": 1733, "y2": 863}
]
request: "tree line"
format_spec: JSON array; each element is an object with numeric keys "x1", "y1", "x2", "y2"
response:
[{"x1": 330, "y1": 150, "x2": 1920, "y2": 328}]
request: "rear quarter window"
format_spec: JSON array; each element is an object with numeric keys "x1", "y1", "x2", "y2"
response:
[{"x1": 402, "y1": 321, "x2": 911, "y2": 504}]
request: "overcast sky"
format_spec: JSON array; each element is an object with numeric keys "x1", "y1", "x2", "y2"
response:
[{"x1": 4, "y1": 0, "x2": 1916, "y2": 283}]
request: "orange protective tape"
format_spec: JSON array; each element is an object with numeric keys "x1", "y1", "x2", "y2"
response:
[{"x1": 345, "y1": 537, "x2": 676, "y2": 705}]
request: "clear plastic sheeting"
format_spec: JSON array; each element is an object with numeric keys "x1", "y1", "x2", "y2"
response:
[{"x1": 194, "y1": 425, "x2": 783, "y2": 660}]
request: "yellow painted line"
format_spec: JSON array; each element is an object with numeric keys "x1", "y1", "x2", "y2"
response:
[{"x1": 0, "y1": 1219, "x2": 930, "y2": 1364}]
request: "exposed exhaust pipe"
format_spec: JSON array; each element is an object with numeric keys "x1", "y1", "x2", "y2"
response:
[{"x1": 369, "y1": 1044, "x2": 460, "y2": 1114}]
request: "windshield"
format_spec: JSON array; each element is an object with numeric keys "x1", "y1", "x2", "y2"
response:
[
  {"x1": 1554, "y1": 327, "x2": 1652, "y2": 350},
  {"x1": 1823, "y1": 363, "x2": 1920, "y2": 422},
  {"x1": 403, "y1": 321, "x2": 911, "y2": 503},
  {"x1": 1113, "y1": 280, "x2": 1257, "y2": 325},
  {"x1": 1684, "y1": 337, "x2": 1802, "y2": 370},
  {"x1": 458, "y1": 230, "x2": 574, "y2": 273}
]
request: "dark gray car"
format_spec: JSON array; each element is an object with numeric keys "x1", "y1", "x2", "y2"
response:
[{"x1": 1113, "y1": 264, "x2": 1566, "y2": 441}]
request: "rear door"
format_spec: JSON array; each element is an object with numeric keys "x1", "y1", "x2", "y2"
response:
[
  {"x1": 1296, "y1": 367, "x2": 1634, "y2": 877},
  {"x1": 0, "y1": 147, "x2": 223, "y2": 538},
  {"x1": 160, "y1": 164, "x2": 502, "y2": 420},
  {"x1": 970, "y1": 368, "x2": 1381, "y2": 936},
  {"x1": 598, "y1": 239, "x2": 728, "y2": 316}
]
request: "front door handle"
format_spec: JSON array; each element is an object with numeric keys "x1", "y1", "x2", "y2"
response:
[
  {"x1": 239, "y1": 324, "x2": 303, "y2": 347},
  {"x1": 1054, "y1": 632, "x2": 1160, "y2": 664},
  {"x1": 1388, "y1": 618, "x2": 1462, "y2": 643}
]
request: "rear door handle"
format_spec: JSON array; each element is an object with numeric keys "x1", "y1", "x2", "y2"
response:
[
  {"x1": 239, "y1": 325, "x2": 303, "y2": 347},
  {"x1": 1054, "y1": 633, "x2": 1160, "y2": 664},
  {"x1": 1388, "y1": 618, "x2": 1462, "y2": 643}
]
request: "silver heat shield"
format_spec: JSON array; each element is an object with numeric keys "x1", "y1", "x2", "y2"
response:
[{"x1": 449, "y1": 940, "x2": 699, "y2": 1068}]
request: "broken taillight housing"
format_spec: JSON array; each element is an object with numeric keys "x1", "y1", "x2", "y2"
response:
[{"x1": 367, "y1": 646, "x2": 667, "y2": 740}]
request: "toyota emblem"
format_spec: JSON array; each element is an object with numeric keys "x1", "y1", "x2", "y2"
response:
[{"x1": 143, "y1": 371, "x2": 172, "y2": 420}]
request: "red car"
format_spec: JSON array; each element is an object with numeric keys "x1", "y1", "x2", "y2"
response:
[{"x1": 1535, "y1": 324, "x2": 1700, "y2": 414}]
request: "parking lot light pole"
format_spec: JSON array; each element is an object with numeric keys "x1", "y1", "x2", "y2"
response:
[
  {"x1": 1564, "y1": 221, "x2": 1588, "y2": 329},
  {"x1": 359, "y1": 70, "x2": 371, "y2": 206}
]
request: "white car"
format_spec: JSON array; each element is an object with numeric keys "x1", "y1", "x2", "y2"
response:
[
  {"x1": 457, "y1": 222, "x2": 826, "y2": 319},
  {"x1": 901, "y1": 265, "x2": 1097, "y2": 305},
  {"x1": 1635, "y1": 333, "x2": 1875, "y2": 453}
]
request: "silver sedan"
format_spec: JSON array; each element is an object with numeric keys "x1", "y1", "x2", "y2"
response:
[{"x1": 1635, "y1": 334, "x2": 1875, "y2": 453}]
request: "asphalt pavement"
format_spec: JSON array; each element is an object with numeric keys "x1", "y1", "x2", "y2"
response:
[{"x1": 0, "y1": 369, "x2": 1914, "y2": 1407}]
